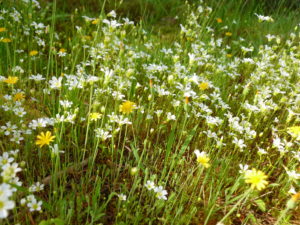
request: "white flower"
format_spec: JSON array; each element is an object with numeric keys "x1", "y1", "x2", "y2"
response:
[
  {"x1": 154, "y1": 186, "x2": 168, "y2": 200},
  {"x1": 239, "y1": 164, "x2": 249, "y2": 174},
  {"x1": 59, "y1": 100, "x2": 73, "y2": 108},
  {"x1": 13, "y1": 107, "x2": 26, "y2": 117},
  {"x1": 0, "y1": 153, "x2": 14, "y2": 166},
  {"x1": 145, "y1": 180, "x2": 155, "y2": 191},
  {"x1": 118, "y1": 194, "x2": 127, "y2": 201},
  {"x1": 167, "y1": 112, "x2": 176, "y2": 121},
  {"x1": 49, "y1": 76, "x2": 63, "y2": 90},
  {"x1": 0, "y1": 196, "x2": 15, "y2": 218},
  {"x1": 29, "y1": 74, "x2": 45, "y2": 81},
  {"x1": 0, "y1": 183, "x2": 14, "y2": 198},
  {"x1": 1, "y1": 163, "x2": 22, "y2": 181},
  {"x1": 257, "y1": 147, "x2": 267, "y2": 155},
  {"x1": 1, "y1": 122, "x2": 17, "y2": 136},
  {"x1": 233, "y1": 137, "x2": 246, "y2": 151},
  {"x1": 255, "y1": 14, "x2": 274, "y2": 23},
  {"x1": 286, "y1": 170, "x2": 300, "y2": 181},
  {"x1": 29, "y1": 182, "x2": 45, "y2": 193},
  {"x1": 50, "y1": 144, "x2": 64, "y2": 156},
  {"x1": 288, "y1": 186, "x2": 297, "y2": 194},
  {"x1": 94, "y1": 128, "x2": 112, "y2": 141},
  {"x1": 27, "y1": 199, "x2": 42, "y2": 212}
]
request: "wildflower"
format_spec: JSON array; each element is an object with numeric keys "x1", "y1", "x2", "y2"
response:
[
  {"x1": 1, "y1": 163, "x2": 22, "y2": 182},
  {"x1": 145, "y1": 180, "x2": 155, "y2": 191},
  {"x1": 0, "y1": 27, "x2": 7, "y2": 32},
  {"x1": 244, "y1": 169, "x2": 268, "y2": 191},
  {"x1": 194, "y1": 150, "x2": 210, "y2": 168},
  {"x1": 92, "y1": 19, "x2": 99, "y2": 24},
  {"x1": 154, "y1": 186, "x2": 168, "y2": 200},
  {"x1": 49, "y1": 144, "x2": 64, "y2": 157},
  {"x1": 13, "y1": 107, "x2": 26, "y2": 117},
  {"x1": 239, "y1": 164, "x2": 249, "y2": 174},
  {"x1": 199, "y1": 82, "x2": 209, "y2": 90},
  {"x1": 286, "y1": 170, "x2": 300, "y2": 181},
  {"x1": 255, "y1": 14, "x2": 274, "y2": 23},
  {"x1": 58, "y1": 48, "x2": 67, "y2": 57},
  {"x1": 1, "y1": 122, "x2": 17, "y2": 136},
  {"x1": 29, "y1": 50, "x2": 38, "y2": 56},
  {"x1": 119, "y1": 101, "x2": 136, "y2": 114},
  {"x1": 35, "y1": 131, "x2": 55, "y2": 147},
  {"x1": 27, "y1": 199, "x2": 42, "y2": 212},
  {"x1": 287, "y1": 126, "x2": 300, "y2": 140},
  {"x1": 29, "y1": 74, "x2": 45, "y2": 81},
  {"x1": 118, "y1": 194, "x2": 127, "y2": 201},
  {"x1": 291, "y1": 192, "x2": 300, "y2": 202},
  {"x1": 225, "y1": 32, "x2": 232, "y2": 36},
  {"x1": 166, "y1": 112, "x2": 176, "y2": 121},
  {"x1": 13, "y1": 92, "x2": 25, "y2": 101},
  {"x1": 0, "y1": 38, "x2": 12, "y2": 43},
  {"x1": 0, "y1": 196, "x2": 15, "y2": 218},
  {"x1": 287, "y1": 192, "x2": 300, "y2": 209},
  {"x1": 29, "y1": 182, "x2": 45, "y2": 193},
  {"x1": 0, "y1": 184, "x2": 14, "y2": 199},
  {"x1": 216, "y1": 18, "x2": 222, "y2": 23},
  {"x1": 49, "y1": 76, "x2": 63, "y2": 90},
  {"x1": 59, "y1": 100, "x2": 73, "y2": 108},
  {"x1": 3, "y1": 76, "x2": 18, "y2": 84},
  {"x1": 89, "y1": 112, "x2": 102, "y2": 121},
  {"x1": 94, "y1": 128, "x2": 112, "y2": 141},
  {"x1": 0, "y1": 153, "x2": 14, "y2": 166}
]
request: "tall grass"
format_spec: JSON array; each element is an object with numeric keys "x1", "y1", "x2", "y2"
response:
[{"x1": 0, "y1": 0, "x2": 299, "y2": 224}]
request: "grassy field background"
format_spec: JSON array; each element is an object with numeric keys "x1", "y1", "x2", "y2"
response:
[{"x1": 0, "y1": 0, "x2": 300, "y2": 224}]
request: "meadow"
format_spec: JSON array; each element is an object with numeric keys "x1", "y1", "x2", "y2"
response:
[{"x1": 0, "y1": 0, "x2": 300, "y2": 224}]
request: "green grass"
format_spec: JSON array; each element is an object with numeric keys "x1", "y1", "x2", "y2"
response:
[{"x1": 0, "y1": 0, "x2": 300, "y2": 224}]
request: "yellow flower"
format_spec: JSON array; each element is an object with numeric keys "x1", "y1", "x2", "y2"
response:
[
  {"x1": 29, "y1": 50, "x2": 38, "y2": 56},
  {"x1": 13, "y1": 92, "x2": 25, "y2": 101},
  {"x1": 3, "y1": 76, "x2": 18, "y2": 84},
  {"x1": 199, "y1": 82, "x2": 209, "y2": 90},
  {"x1": 59, "y1": 48, "x2": 66, "y2": 53},
  {"x1": 0, "y1": 27, "x2": 7, "y2": 32},
  {"x1": 216, "y1": 18, "x2": 223, "y2": 23},
  {"x1": 35, "y1": 131, "x2": 55, "y2": 148},
  {"x1": 244, "y1": 168, "x2": 268, "y2": 191},
  {"x1": 92, "y1": 19, "x2": 99, "y2": 24},
  {"x1": 194, "y1": 150, "x2": 210, "y2": 168},
  {"x1": 225, "y1": 32, "x2": 232, "y2": 36},
  {"x1": 292, "y1": 192, "x2": 300, "y2": 202},
  {"x1": 0, "y1": 38, "x2": 12, "y2": 43},
  {"x1": 287, "y1": 126, "x2": 300, "y2": 140},
  {"x1": 89, "y1": 112, "x2": 102, "y2": 121},
  {"x1": 119, "y1": 101, "x2": 136, "y2": 114}
]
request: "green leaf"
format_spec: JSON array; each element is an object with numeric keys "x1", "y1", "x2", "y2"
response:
[
  {"x1": 39, "y1": 218, "x2": 64, "y2": 225},
  {"x1": 254, "y1": 199, "x2": 266, "y2": 212}
]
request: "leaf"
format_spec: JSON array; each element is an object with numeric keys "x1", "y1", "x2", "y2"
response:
[
  {"x1": 178, "y1": 124, "x2": 198, "y2": 156},
  {"x1": 254, "y1": 199, "x2": 266, "y2": 212},
  {"x1": 39, "y1": 218, "x2": 64, "y2": 225}
]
